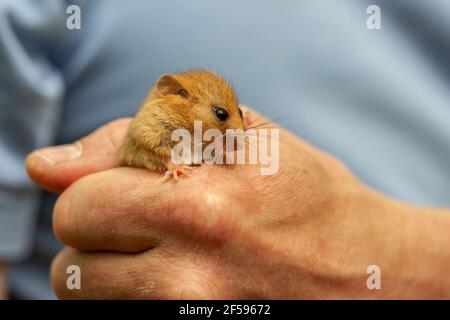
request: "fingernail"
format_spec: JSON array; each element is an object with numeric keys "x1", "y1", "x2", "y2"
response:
[{"x1": 34, "y1": 142, "x2": 83, "y2": 165}]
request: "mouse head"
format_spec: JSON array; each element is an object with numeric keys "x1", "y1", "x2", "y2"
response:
[{"x1": 152, "y1": 70, "x2": 244, "y2": 135}]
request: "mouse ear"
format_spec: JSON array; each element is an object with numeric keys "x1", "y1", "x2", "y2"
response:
[{"x1": 156, "y1": 74, "x2": 190, "y2": 98}]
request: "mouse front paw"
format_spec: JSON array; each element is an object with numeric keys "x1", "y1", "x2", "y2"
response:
[{"x1": 163, "y1": 166, "x2": 193, "y2": 181}]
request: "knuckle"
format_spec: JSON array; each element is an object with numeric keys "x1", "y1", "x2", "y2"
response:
[
  {"x1": 109, "y1": 117, "x2": 132, "y2": 128},
  {"x1": 103, "y1": 118, "x2": 131, "y2": 145},
  {"x1": 172, "y1": 187, "x2": 238, "y2": 247},
  {"x1": 81, "y1": 118, "x2": 131, "y2": 153}
]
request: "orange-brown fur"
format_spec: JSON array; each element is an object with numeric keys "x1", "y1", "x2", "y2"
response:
[{"x1": 117, "y1": 70, "x2": 244, "y2": 172}]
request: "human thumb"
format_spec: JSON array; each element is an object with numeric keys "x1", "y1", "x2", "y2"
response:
[{"x1": 25, "y1": 118, "x2": 131, "y2": 193}]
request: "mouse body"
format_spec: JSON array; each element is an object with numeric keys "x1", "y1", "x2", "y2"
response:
[{"x1": 117, "y1": 70, "x2": 244, "y2": 179}]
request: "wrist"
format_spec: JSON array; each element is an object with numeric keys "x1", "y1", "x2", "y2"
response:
[
  {"x1": 332, "y1": 188, "x2": 450, "y2": 299},
  {"x1": 389, "y1": 200, "x2": 450, "y2": 298}
]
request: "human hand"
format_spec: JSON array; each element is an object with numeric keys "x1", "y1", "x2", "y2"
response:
[
  {"x1": 0, "y1": 263, "x2": 8, "y2": 300},
  {"x1": 26, "y1": 108, "x2": 450, "y2": 299}
]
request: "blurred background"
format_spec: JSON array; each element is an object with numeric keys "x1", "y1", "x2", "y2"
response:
[{"x1": 0, "y1": 0, "x2": 449, "y2": 299}]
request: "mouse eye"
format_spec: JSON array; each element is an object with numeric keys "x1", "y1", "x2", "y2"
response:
[
  {"x1": 238, "y1": 108, "x2": 243, "y2": 119},
  {"x1": 213, "y1": 106, "x2": 229, "y2": 121}
]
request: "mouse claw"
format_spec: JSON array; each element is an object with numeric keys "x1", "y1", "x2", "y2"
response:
[{"x1": 163, "y1": 166, "x2": 193, "y2": 181}]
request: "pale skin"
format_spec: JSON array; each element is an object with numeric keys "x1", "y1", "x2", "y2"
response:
[{"x1": 23, "y1": 107, "x2": 450, "y2": 299}]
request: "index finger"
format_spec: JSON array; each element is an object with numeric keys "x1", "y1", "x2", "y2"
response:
[{"x1": 53, "y1": 167, "x2": 172, "y2": 253}]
